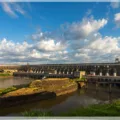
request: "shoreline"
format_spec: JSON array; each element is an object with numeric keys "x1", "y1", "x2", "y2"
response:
[
  {"x1": 22, "y1": 99, "x2": 120, "y2": 116},
  {"x1": 0, "y1": 78, "x2": 78, "y2": 108},
  {"x1": 0, "y1": 75, "x2": 13, "y2": 79}
]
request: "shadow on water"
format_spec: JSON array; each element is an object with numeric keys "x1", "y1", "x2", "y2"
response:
[
  {"x1": 0, "y1": 83, "x2": 120, "y2": 116},
  {"x1": 85, "y1": 84, "x2": 120, "y2": 101},
  {"x1": 0, "y1": 91, "x2": 75, "y2": 116}
]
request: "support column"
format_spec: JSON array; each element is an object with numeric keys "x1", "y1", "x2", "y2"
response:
[
  {"x1": 96, "y1": 81, "x2": 99, "y2": 92},
  {"x1": 99, "y1": 72, "x2": 102, "y2": 76},
  {"x1": 106, "y1": 71, "x2": 109, "y2": 76},
  {"x1": 113, "y1": 68, "x2": 117, "y2": 76},
  {"x1": 55, "y1": 70, "x2": 57, "y2": 74},
  {"x1": 109, "y1": 83, "x2": 112, "y2": 94},
  {"x1": 99, "y1": 69, "x2": 102, "y2": 76},
  {"x1": 90, "y1": 68, "x2": 96, "y2": 76},
  {"x1": 113, "y1": 72, "x2": 117, "y2": 76},
  {"x1": 93, "y1": 71, "x2": 96, "y2": 76},
  {"x1": 90, "y1": 71, "x2": 95, "y2": 76}
]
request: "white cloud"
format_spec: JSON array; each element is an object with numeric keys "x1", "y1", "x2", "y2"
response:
[
  {"x1": 74, "y1": 36, "x2": 120, "y2": 63},
  {"x1": 1, "y1": 34, "x2": 120, "y2": 64},
  {"x1": 1, "y1": 2, "x2": 17, "y2": 17},
  {"x1": 32, "y1": 32, "x2": 44, "y2": 40},
  {"x1": 1, "y1": 15, "x2": 120, "y2": 64},
  {"x1": 13, "y1": 3, "x2": 26, "y2": 15},
  {"x1": 88, "y1": 36, "x2": 119, "y2": 52},
  {"x1": 114, "y1": 13, "x2": 120, "y2": 27},
  {"x1": 86, "y1": 9, "x2": 92, "y2": 16},
  {"x1": 1, "y1": 2, "x2": 26, "y2": 18},
  {"x1": 30, "y1": 49, "x2": 50, "y2": 59},
  {"x1": 62, "y1": 17, "x2": 107, "y2": 40},
  {"x1": 111, "y1": 2, "x2": 120, "y2": 9},
  {"x1": 0, "y1": 38, "x2": 67, "y2": 64},
  {"x1": 31, "y1": 17, "x2": 107, "y2": 45},
  {"x1": 0, "y1": 38, "x2": 31, "y2": 56},
  {"x1": 35, "y1": 39, "x2": 66, "y2": 52}
]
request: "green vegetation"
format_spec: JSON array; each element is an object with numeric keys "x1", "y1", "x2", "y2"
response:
[
  {"x1": 22, "y1": 100, "x2": 120, "y2": 116},
  {"x1": 22, "y1": 110, "x2": 53, "y2": 116},
  {"x1": 80, "y1": 77, "x2": 86, "y2": 81},
  {"x1": 73, "y1": 77, "x2": 86, "y2": 82},
  {"x1": 13, "y1": 84, "x2": 29, "y2": 89},
  {"x1": 0, "y1": 87, "x2": 17, "y2": 96},
  {"x1": 61, "y1": 101, "x2": 120, "y2": 116},
  {"x1": 0, "y1": 78, "x2": 77, "y2": 97},
  {"x1": 0, "y1": 84, "x2": 30, "y2": 96},
  {"x1": 0, "y1": 73, "x2": 11, "y2": 77}
]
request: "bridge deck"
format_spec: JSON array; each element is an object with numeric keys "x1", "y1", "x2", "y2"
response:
[{"x1": 85, "y1": 75, "x2": 120, "y2": 80}]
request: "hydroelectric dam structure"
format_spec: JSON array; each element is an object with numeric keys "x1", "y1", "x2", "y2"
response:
[{"x1": 13, "y1": 62, "x2": 120, "y2": 79}]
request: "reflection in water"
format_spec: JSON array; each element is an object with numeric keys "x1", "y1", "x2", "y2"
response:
[
  {"x1": 0, "y1": 77, "x2": 33, "y2": 88},
  {"x1": 0, "y1": 92, "x2": 75, "y2": 116},
  {"x1": 0, "y1": 80, "x2": 120, "y2": 116}
]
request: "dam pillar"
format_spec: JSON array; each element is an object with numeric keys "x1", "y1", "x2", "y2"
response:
[
  {"x1": 90, "y1": 71, "x2": 95, "y2": 76},
  {"x1": 113, "y1": 69, "x2": 117, "y2": 76},
  {"x1": 113, "y1": 72, "x2": 117, "y2": 76},
  {"x1": 93, "y1": 72, "x2": 96, "y2": 76},
  {"x1": 99, "y1": 69, "x2": 102, "y2": 76},
  {"x1": 106, "y1": 70, "x2": 109, "y2": 76},
  {"x1": 99, "y1": 72, "x2": 102, "y2": 76},
  {"x1": 106, "y1": 72, "x2": 109, "y2": 76},
  {"x1": 55, "y1": 70, "x2": 57, "y2": 74}
]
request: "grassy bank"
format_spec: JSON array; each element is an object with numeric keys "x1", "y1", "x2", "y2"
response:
[
  {"x1": 22, "y1": 100, "x2": 120, "y2": 116},
  {"x1": 1, "y1": 78, "x2": 77, "y2": 97},
  {"x1": 0, "y1": 87, "x2": 17, "y2": 96},
  {"x1": 0, "y1": 78, "x2": 77, "y2": 108},
  {"x1": 73, "y1": 77, "x2": 86, "y2": 82},
  {"x1": 0, "y1": 73, "x2": 12, "y2": 78},
  {"x1": 0, "y1": 84, "x2": 29, "y2": 96}
]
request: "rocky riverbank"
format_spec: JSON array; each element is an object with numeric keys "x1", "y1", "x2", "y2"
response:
[{"x1": 0, "y1": 78, "x2": 77, "y2": 108}]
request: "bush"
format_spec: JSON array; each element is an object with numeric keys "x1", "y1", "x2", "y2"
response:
[
  {"x1": 0, "y1": 87, "x2": 17, "y2": 96},
  {"x1": 0, "y1": 73, "x2": 11, "y2": 76}
]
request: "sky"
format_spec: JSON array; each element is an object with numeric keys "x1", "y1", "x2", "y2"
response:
[{"x1": 0, "y1": 2, "x2": 120, "y2": 64}]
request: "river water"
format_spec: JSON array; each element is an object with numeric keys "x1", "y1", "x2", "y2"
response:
[
  {"x1": 0, "y1": 78, "x2": 120, "y2": 116},
  {"x1": 0, "y1": 77, "x2": 33, "y2": 88}
]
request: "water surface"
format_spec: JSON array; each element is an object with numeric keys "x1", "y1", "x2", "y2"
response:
[
  {"x1": 0, "y1": 77, "x2": 33, "y2": 88},
  {"x1": 0, "y1": 78, "x2": 120, "y2": 116}
]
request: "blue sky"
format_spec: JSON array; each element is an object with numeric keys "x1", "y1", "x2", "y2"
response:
[
  {"x1": 0, "y1": 2, "x2": 120, "y2": 64},
  {"x1": 0, "y1": 2, "x2": 113, "y2": 42}
]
